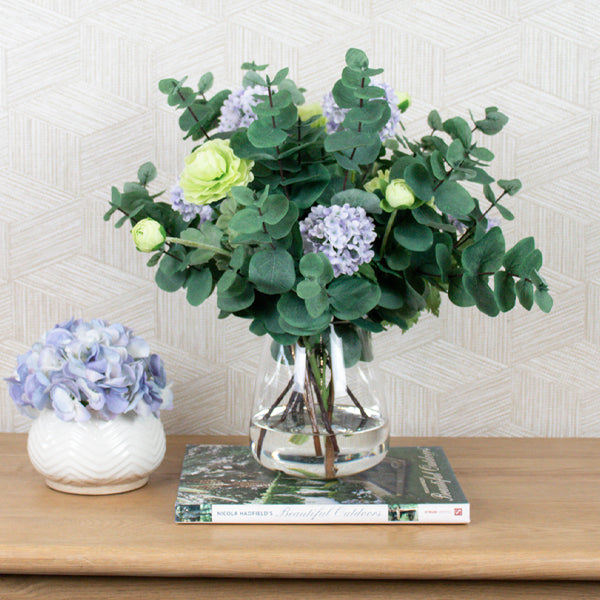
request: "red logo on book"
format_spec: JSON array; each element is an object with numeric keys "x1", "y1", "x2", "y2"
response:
[{"x1": 454, "y1": 508, "x2": 463, "y2": 516}]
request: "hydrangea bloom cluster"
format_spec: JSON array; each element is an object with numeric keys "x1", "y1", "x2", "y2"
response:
[
  {"x1": 217, "y1": 85, "x2": 268, "y2": 132},
  {"x1": 6, "y1": 319, "x2": 172, "y2": 423},
  {"x1": 170, "y1": 182, "x2": 214, "y2": 223},
  {"x1": 299, "y1": 204, "x2": 377, "y2": 277},
  {"x1": 322, "y1": 81, "x2": 402, "y2": 141}
]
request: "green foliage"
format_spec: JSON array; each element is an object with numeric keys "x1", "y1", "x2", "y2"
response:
[
  {"x1": 462, "y1": 227, "x2": 505, "y2": 275},
  {"x1": 248, "y1": 248, "x2": 296, "y2": 294},
  {"x1": 105, "y1": 46, "x2": 551, "y2": 347},
  {"x1": 137, "y1": 162, "x2": 157, "y2": 186},
  {"x1": 473, "y1": 106, "x2": 509, "y2": 135}
]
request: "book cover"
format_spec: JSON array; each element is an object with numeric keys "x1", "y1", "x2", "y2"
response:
[{"x1": 175, "y1": 445, "x2": 469, "y2": 524}]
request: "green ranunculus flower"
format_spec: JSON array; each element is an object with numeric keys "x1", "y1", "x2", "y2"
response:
[
  {"x1": 131, "y1": 218, "x2": 166, "y2": 252},
  {"x1": 179, "y1": 138, "x2": 254, "y2": 205},
  {"x1": 383, "y1": 179, "x2": 416, "y2": 211},
  {"x1": 297, "y1": 103, "x2": 327, "y2": 128},
  {"x1": 364, "y1": 169, "x2": 390, "y2": 194},
  {"x1": 397, "y1": 92, "x2": 411, "y2": 113}
]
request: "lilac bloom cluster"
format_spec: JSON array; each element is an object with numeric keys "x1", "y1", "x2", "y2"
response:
[
  {"x1": 6, "y1": 319, "x2": 173, "y2": 423},
  {"x1": 450, "y1": 216, "x2": 500, "y2": 235},
  {"x1": 322, "y1": 81, "x2": 402, "y2": 141},
  {"x1": 170, "y1": 182, "x2": 214, "y2": 223},
  {"x1": 299, "y1": 203, "x2": 377, "y2": 277},
  {"x1": 217, "y1": 85, "x2": 268, "y2": 132}
]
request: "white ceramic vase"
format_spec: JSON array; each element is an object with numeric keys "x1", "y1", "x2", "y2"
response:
[{"x1": 27, "y1": 409, "x2": 167, "y2": 495}]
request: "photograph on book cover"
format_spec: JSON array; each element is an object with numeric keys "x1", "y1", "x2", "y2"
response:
[{"x1": 175, "y1": 445, "x2": 469, "y2": 524}]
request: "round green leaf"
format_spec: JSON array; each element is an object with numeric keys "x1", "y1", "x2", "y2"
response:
[
  {"x1": 249, "y1": 248, "x2": 296, "y2": 295},
  {"x1": 328, "y1": 277, "x2": 381, "y2": 320},
  {"x1": 404, "y1": 163, "x2": 434, "y2": 203},
  {"x1": 393, "y1": 221, "x2": 434, "y2": 252},
  {"x1": 247, "y1": 119, "x2": 287, "y2": 148},
  {"x1": 434, "y1": 181, "x2": 475, "y2": 216},
  {"x1": 186, "y1": 268, "x2": 213, "y2": 306},
  {"x1": 494, "y1": 271, "x2": 516, "y2": 312}
]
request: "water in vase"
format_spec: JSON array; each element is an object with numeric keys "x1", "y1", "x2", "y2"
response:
[{"x1": 250, "y1": 404, "x2": 389, "y2": 479}]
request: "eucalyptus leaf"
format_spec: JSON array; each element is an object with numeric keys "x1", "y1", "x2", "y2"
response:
[
  {"x1": 393, "y1": 221, "x2": 434, "y2": 252},
  {"x1": 534, "y1": 289, "x2": 553, "y2": 313},
  {"x1": 404, "y1": 162, "x2": 434, "y2": 204},
  {"x1": 434, "y1": 181, "x2": 475, "y2": 216},
  {"x1": 248, "y1": 248, "x2": 296, "y2": 294},
  {"x1": 516, "y1": 279, "x2": 534, "y2": 310},
  {"x1": 137, "y1": 162, "x2": 157, "y2": 185},
  {"x1": 463, "y1": 274, "x2": 499, "y2": 317},
  {"x1": 247, "y1": 119, "x2": 287, "y2": 148},
  {"x1": 494, "y1": 270, "x2": 516, "y2": 312},
  {"x1": 330, "y1": 189, "x2": 382, "y2": 214},
  {"x1": 328, "y1": 277, "x2": 381, "y2": 320},
  {"x1": 498, "y1": 178, "x2": 522, "y2": 195},
  {"x1": 185, "y1": 268, "x2": 213, "y2": 306},
  {"x1": 462, "y1": 227, "x2": 505, "y2": 275}
]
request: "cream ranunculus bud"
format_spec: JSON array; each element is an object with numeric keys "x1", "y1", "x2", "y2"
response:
[
  {"x1": 397, "y1": 92, "x2": 411, "y2": 113},
  {"x1": 384, "y1": 179, "x2": 416, "y2": 210},
  {"x1": 131, "y1": 218, "x2": 166, "y2": 252},
  {"x1": 179, "y1": 138, "x2": 254, "y2": 205}
]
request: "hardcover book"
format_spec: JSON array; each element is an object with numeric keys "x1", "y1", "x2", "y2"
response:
[{"x1": 175, "y1": 445, "x2": 469, "y2": 524}]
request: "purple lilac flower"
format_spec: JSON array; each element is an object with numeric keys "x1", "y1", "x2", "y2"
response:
[
  {"x1": 449, "y1": 217, "x2": 468, "y2": 235},
  {"x1": 5, "y1": 319, "x2": 173, "y2": 423},
  {"x1": 170, "y1": 182, "x2": 214, "y2": 223},
  {"x1": 322, "y1": 81, "x2": 402, "y2": 141},
  {"x1": 217, "y1": 85, "x2": 268, "y2": 132},
  {"x1": 485, "y1": 217, "x2": 501, "y2": 231},
  {"x1": 450, "y1": 216, "x2": 501, "y2": 235},
  {"x1": 299, "y1": 203, "x2": 377, "y2": 277}
]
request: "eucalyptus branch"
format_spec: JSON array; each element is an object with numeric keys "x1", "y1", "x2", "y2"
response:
[
  {"x1": 479, "y1": 190, "x2": 507, "y2": 221},
  {"x1": 177, "y1": 90, "x2": 211, "y2": 140},
  {"x1": 267, "y1": 83, "x2": 291, "y2": 201},
  {"x1": 342, "y1": 77, "x2": 365, "y2": 191},
  {"x1": 454, "y1": 190, "x2": 509, "y2": 249}
]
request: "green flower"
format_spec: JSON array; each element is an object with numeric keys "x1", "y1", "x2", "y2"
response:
[
  {"x1": 179, "y1": 139, "x2": 254, "y2": 205},
  {"x1": 364, "y1": 169, "x2": 390, "y2": 194},
  {"x1": 382, "y1": 179, "x2": 416, "y2": 211},
  {"x1": 397, "y1": 92, "x2": 411, "y2": 113},
  {"x1": 131, "y1": 218, "x2": 166, "y2": 252},
  {"x1": 297, "y1": 103, "x2": 327, "y2": 128}
]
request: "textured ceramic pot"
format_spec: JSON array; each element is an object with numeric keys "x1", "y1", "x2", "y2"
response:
[{"x1": 27, "y1": 409, "x2": 166, "y2": 495}]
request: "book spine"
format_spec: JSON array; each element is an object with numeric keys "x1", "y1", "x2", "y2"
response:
[
  {"x1": 196, "y1": 503, "x2": 471, "y2": 524},
  {"x1": 211, "y1": 503, "x2": 389, "y2": 523},
  {"x1": 416, "y1": 503, "x2": 470, "y2": 524}
]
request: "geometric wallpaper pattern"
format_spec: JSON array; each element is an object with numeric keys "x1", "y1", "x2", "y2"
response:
[{"x1": 1, "y1": 0, "x2": 599, "y2": 436}]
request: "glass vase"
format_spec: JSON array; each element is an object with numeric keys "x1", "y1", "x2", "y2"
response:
[{"x1": 250, "y1": 322, "x2": 389, "y2": 479}]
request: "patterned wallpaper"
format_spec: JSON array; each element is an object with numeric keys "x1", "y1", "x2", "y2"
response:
[{"x1": 1, "y1": 0, "x2": 599, "y2": 436}]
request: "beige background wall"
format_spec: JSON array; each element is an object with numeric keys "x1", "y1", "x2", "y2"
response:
[{"x1": 0, "y1": 0, "x2": 598, "y2": 436}]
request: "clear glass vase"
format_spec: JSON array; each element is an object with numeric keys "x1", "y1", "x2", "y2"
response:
[{"x1": 250, "y1": 322, "x2": 389, "y2": 479}]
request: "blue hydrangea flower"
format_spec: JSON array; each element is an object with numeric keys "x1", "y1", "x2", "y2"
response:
[
  {"x1": 299, "y1": 204, "x2": 377, "y2": 277},
  {"x1": 5, "y1": 319, "x2": 172, "y2": 422},
  {"x1": 322, "y1": 81, "x2": 402, "y2": 141},
  {"x1": 217, "y1": 85, "x2": 268, "y2": 132},
  {"x1": 170, "y1": 182, "x2": 214, "y2": 223}
]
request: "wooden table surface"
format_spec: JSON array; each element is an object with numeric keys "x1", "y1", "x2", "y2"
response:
[{"x1": 1, "y1": 434, "x2": 600, "y2": 598}]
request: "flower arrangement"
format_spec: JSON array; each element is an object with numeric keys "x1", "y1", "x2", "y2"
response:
[
  {"x1": 107, "y1": 48, "x2": 551, "y2": 340},
  {"x1": 103, "y1": 48, "x2": 552, "y2": 477},
  {"x1": 6, "y1": 319, "x2": 172, "y2": 422}
]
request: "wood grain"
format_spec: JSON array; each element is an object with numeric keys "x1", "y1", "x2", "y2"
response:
[
  {"x1": 1, "y1": 435, "x2": 599, "y2": 582},
  {"x1": 1, "y1": 576, "x2": 600, "y2": 600}
]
